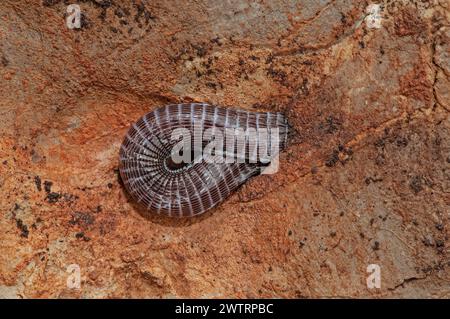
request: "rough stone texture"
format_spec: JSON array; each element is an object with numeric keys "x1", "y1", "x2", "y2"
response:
[{"x1": 0, "y1": 0, "x2": 449, "y2": 298}]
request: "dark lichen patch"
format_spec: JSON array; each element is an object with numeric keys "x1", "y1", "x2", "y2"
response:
[
  {"x1": 266, "y1": 65, "x2": 288, "y2": 87},
  {"x1": 11, "y1": 204, "x2": 29, "y2": 238},
  {"x1": 16, "y1": 219, "x2": 29, "y2": 238},
  {"x1": 133, "y1": 1, "x2": 155, "y2": 24},
  {"x1": 409, "y1": 175, "x2": 423, "y2": 194},
  {"x1": 75, "y1": 231, "x2": 91, "y2": 241},
  {"x1": 325, "y1": 150, "x2": 339, "y2": 167},
  {"x1": 114, "y1": 6, "x2": 129, "y2": 18},
  {"x1": 320, "y1": 116, "x2": 342, "y2": 135},
  {"x1": 69, "y1": 211, "x2": 95, "y2": 227}
]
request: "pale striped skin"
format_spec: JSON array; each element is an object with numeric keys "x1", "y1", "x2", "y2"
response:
[{"x1": 119, "y1": 103, "x2": 290, "y2": 217}]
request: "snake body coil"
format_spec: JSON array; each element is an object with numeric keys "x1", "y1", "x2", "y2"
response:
[{"x1": 119, "y1": 103, "x2": 290, "y2": 217}]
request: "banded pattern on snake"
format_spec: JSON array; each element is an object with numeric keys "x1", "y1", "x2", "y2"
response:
[{"x1": 119, "y1": 103, "x2": 290, "y2": 217}]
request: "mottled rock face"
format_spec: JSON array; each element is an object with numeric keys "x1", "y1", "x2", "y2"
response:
[{"x1": 0, "y1": 1, "x2": 448, "y2": 298}]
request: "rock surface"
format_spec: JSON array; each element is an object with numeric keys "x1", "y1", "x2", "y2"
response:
[{"x1": 0, "y1": 0, "x2": 449, "y2": 298}]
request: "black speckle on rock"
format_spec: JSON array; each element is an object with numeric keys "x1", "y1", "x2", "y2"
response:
[
  {"x1": 114, "y1": 5, "x2": 131, "y2": 20},
  {"x1": 435, "y1": 239, "x2": 445, "y2": 247},
  {"x1": 42, "y1": 0, "x2": 61, "y2": 6},
  {"x1": 206, "y1": 82, "x2": 217, "y2": 89},
  {"x1": 1, "y1": 56, "x2": 8, "y2": 67},
  {"x1": 210, "y1": 36, "x2": 222, "y2": 46},
  {"x1": 93, "y1": 0, "x2": 112, "y2": 9},
  {"x1": 372, "y1": 241, "x2": 380, "y2": 250},
  {"x1": 144, "y1": 10, "x2": 155, "y2": 24},
  {"x1": 192, "y1": 44, "x2": 207, "y2": 58},
  {"x1": 133, "y1": 1, "x2": 155, "y2": 24},
  {"x1": 435, "y1": 223, "x2": 444, "y2": 231},
  {"x1": 365, "y1": 176, "x2": 383, "y2": 185},
  {"x1": 374, "y1": 138, "x2": 385, "y2": 148},
  {"x1": 46, "y1": 192, "x2": 61, "y2": 203},
  {"x1": 34, "y1": 176, "x2": 42, "y2": 191},
  {"x1": 266, "y1": 66, "x2": 288, "y2": 86},
  {"x1": 396, "y1": 136, "x2": 408, "y2": 147},
  {"x1": 44, "y1": 181, "x2": 53, "y2": 193}
]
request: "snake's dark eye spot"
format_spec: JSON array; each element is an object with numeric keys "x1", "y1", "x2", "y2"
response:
[{"x1": 119, "y1": 103, "x2": 290, "y2": 217}]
